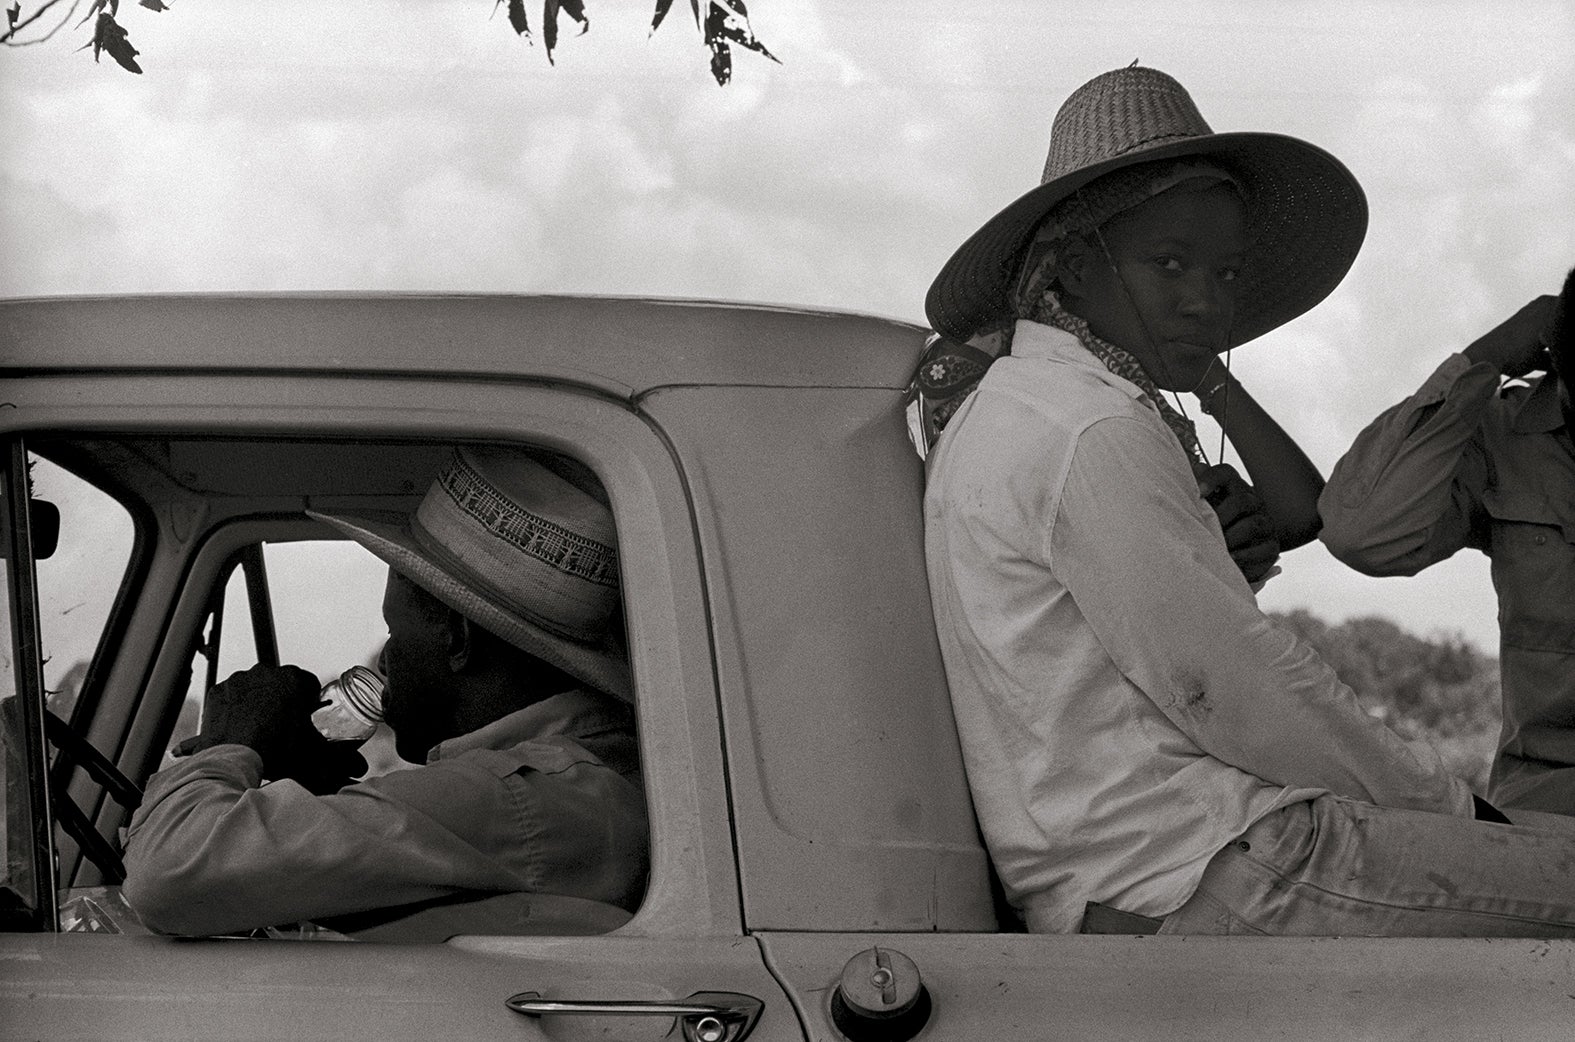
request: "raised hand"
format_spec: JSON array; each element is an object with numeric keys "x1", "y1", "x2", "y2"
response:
[
  {"x1": 1463, "y1": 295, "x2": 1559, "y2": 378},
  {"x1": 175, "y1": 664, "x2": 366, "y2": 794}
]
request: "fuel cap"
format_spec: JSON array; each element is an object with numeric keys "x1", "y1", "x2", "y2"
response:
[{"x1": 830, "y1": 946, "x2": 931, "y2": 1042}]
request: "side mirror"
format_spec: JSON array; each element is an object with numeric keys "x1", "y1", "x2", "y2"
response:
[
  {"x1": 0, "y1": 499, "x2": 59, "y2": 560},
  {"x1": 29, "y1": 500, "x2": 59, "y2": 560}
]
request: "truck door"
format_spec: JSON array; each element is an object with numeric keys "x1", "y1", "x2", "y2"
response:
[{"x1": 0, "y1": 368, "x2": 808, "y2": 1042}]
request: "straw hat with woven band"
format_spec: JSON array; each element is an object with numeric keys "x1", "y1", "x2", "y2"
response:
[
  {"x1": 925, "y1": 65, "x2": 1367, "y2": 345},
  {"x1": 308, "y1": 447, "x2": 632, "y2": 701}
]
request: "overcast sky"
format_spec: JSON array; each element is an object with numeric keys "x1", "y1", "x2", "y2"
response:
[{"x1": 5, "y1": 0, "x2": 1573, "y2": 654}]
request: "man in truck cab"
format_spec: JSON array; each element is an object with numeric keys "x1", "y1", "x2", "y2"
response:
[
  {"x1": 920, "y1": 65, "x2": 1575, "y2": 936},
  {"x1": 122, "y1": 446, "x2": 648, "y2": 937}
]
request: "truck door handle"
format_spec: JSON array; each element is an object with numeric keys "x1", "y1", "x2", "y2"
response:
[{"x1": 506, "y1": 990, "x2": 763, "y2": 1042}]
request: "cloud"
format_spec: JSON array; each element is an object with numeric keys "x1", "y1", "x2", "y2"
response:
[
  {"x1": 2, "y1": 0, "x2": 1570, "y2": 650},
  {"x1": 0, "y1": 175, "x2": 122, "y2": 296}
]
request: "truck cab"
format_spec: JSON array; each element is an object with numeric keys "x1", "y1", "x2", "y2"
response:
[{"x1": 2, "y1": 294, "x2": 1570, "y2": 1039}]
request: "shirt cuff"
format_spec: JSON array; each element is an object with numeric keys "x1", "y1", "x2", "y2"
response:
[{"x1": 1423, "y1": 353, "x2": 1500, "y2": 404}]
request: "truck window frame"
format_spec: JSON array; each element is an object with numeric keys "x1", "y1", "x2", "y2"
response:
[{"x1": 2, "y1": 370, "x2": 739, "y2": 940}]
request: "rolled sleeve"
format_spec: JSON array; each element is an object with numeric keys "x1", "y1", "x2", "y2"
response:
[{"x1": 1320, "y1": 355, "x2": 1499, "y2": 575}]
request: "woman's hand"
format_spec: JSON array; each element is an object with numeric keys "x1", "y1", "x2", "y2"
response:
[{"x1": 1197, "y1": 463, "x2": 1281, "y2": 583}]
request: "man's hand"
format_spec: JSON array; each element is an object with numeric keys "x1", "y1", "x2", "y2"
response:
[
  {"x1": 1463, "y1": 295, "x2": 1559, "y2": 378},
  {"x1": 1197, "y1": 463, "x2": 1281, "y2": 584},
  {"x1": 174, "y1": 663, "x2": 366, "y2": 795}
]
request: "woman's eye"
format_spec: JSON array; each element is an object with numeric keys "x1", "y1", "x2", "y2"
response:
[
  {"x1": 1220, "y1": 267, "x2": 1240, "y2": 282},
  {"x1": 1155, "y1": 256, "x2": 1183, "y2": 272}
]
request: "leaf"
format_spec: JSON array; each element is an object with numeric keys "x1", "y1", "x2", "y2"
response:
[
  {"x1": 91, "y1": 11, "x2": 141, "y2": 73},
  {"x1": 709, "y1": 40, "x2": 730, "y2": 86},
  {"x1": 139, "y1": 0, "x2": 169, "y2": 11},
  {"x1": 500, "y1": 0, "x2": 530, "y2": 39},
  {"x1": 542, "y1": 0, "x2": 588, "y2": 65},
  {"x1": 706, "y1": 0, "x2": 778, "y2": 63},
  {"x1": 701, "y1": 0, "x2": 777, "y2": 85},
  {"x1": 6, "y1": 3, "x2": 19, "y2": 31},
  {"x1": 649, "y1": 0, "x2": 674, "y2": 35},
  {"x1": 76, "y1": 0, "x2": 112, "y2": 30}
]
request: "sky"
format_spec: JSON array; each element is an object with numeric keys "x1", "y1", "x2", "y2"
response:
[{"x1": 5, "y1": 0, "x2": 1574, "y2": 655}]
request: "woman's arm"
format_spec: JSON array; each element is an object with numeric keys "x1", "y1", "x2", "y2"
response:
[
  {"x1": 1195, "y1": 361, "x2": 1325, "y2": 549},
  {"x1": 1053, "y1": 415, "x2": 1472, "y2": 816}
]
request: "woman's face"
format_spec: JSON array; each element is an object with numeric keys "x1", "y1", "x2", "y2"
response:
[{"x1": 1061, "y1": 182, "x2": 1248, "y2": 391}]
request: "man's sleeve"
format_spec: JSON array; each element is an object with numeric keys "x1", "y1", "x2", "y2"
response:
[
  {"x1": 122, "y1": 744, "x2": 528, "y2": 936},
  {"x1": 1319, "y1": 354, "x2": 1500, "y2": 576},
  {"x1": 1049, "y1": 415, "x2": 1472, "y2": 817}
]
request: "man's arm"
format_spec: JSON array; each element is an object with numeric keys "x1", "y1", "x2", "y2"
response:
[
  {"x1": 1320, "y1": 295, "x2": 1559, "y2": 576},
  {"x1": 123, "y1": 735, "x2": 648, "y2": 936},
  {"x1": 121, "y1": 744, "x2": 518, "y2": 935},
  {"x1": 121, "y1": 663, "x2": 500, "y2": 935},
  {"x1": 1050, "y1": 415, "x2": 1472, "y2": 816}
]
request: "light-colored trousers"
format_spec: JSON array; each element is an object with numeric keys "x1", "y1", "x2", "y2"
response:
[{"x1": 1159, "y1": 794, "x2": 1575, "y2": 936}]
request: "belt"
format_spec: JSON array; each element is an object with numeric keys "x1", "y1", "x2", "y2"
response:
[{"x1": 1079, "y1": 901, "x2": 1164, "y2": 934}]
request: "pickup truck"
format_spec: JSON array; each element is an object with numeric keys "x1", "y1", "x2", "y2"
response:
[{"x1": 2, "y1": 294, "x2": 1571, "y2": 1040}]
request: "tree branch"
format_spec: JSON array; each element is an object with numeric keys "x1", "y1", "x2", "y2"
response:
[{"x1": 2, "y1": 0, "x2": 83, "y2": 47}]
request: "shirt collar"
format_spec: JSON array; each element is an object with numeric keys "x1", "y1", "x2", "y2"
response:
[
  {"x1": 1511, "y1": 373, "x2": 1568, "y2": 435},
  {"x1": 426, "y1": 687, "x2": 633, "y2": 762},
  {"x1": 1008, "y1": 320, "x2": 1150, "y2": 403}
]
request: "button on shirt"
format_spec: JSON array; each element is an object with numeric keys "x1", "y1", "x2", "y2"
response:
[
  {"x1": 124, "y1": 687, "x2": 648, "y2": 936},
  {"x1": 1321, "y1": 355, "x2": 1575, "y2": 812},
  {"x1": 924, "y1": 321, "x2": 1471, "y2": 934}
]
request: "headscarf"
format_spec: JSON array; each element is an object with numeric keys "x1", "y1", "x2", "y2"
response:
[{"x1": 905, "y1": 159, "x2": 1243, "y2": 462}]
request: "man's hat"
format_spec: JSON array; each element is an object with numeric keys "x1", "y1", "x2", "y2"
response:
[
  {"x1": 309, "y1": 447, "x2": 632, "y2": 701},
  {"x1": 925, "y1": 65, "x2": 1368, "y2": 345}
]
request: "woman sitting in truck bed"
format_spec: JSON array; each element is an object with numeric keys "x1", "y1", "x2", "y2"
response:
[{"x1": 918, "y1": 64, "x2": 1575, "y2": 936}]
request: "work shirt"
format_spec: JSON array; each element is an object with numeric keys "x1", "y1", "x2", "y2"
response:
[
  {"x1": 1321, "y1": 355, "x2": 1575, "y2": 811},
  {"x1": 123, "y1": 687, "x2": 647, "y2": 936},
  {"x1": 924, "y1": 320, "x2": 1472, "y2": 934}
]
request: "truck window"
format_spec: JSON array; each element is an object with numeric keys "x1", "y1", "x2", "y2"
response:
[
  {"x1": 31, "y1": 455, "x2": 136, "y2": 724},
  {"x1": 116, "y1": 438, "x2": 649, "y2": 940},
  {"x1": 8, "y1": 431, "x2": 659, "y2": 942},
  {"x1": 0, "y1": 544, "x2": 41, "y2": 928}
]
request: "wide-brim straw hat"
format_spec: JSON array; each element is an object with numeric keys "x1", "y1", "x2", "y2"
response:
[
  {"x1": 308, "y1": 447, "x2": 632, "y2": 701},
  {"x1": 925, "y1": 65, "x2": 1367, "y2": 345}
]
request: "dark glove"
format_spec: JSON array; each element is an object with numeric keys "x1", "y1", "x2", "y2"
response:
[
  {"x1": 1197, "y1": 463, "x2": 1281, "y2": 584},
  {"x1": 174, "y1": 663, "x2": 366, "y2": 795}
]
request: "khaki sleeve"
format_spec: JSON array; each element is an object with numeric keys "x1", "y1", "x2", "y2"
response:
[{"x1": 1320, "y1": 355, "x2": 1500, "y2": 576}]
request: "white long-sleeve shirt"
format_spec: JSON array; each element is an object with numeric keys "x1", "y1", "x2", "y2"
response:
[{"x1": 924, "y1": 321, "x2": 1471, "y2": 933}]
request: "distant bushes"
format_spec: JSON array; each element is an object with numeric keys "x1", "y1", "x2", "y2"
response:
[{"x1": 1271, "y1": 609, "x2": 1500, "y2": 790}]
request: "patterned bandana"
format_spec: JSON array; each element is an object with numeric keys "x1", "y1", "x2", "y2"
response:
[{"x1": 905, "y1": 159, "x2": 1240, "y2": 462}]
